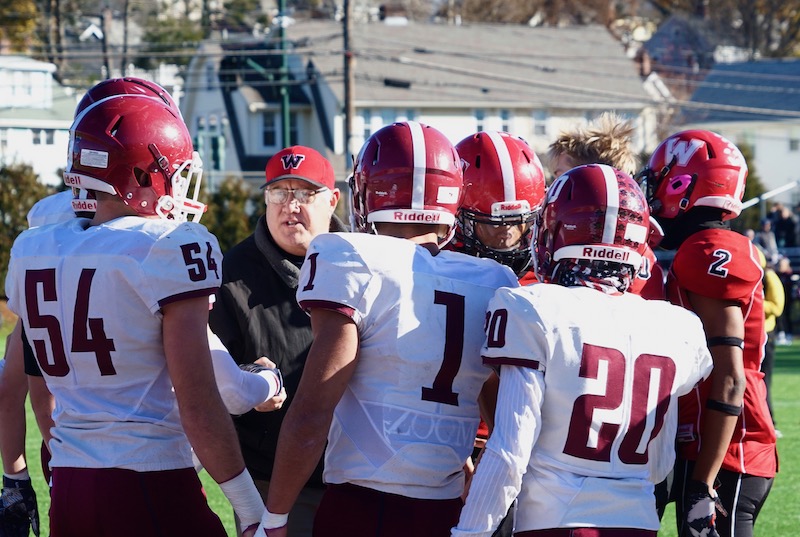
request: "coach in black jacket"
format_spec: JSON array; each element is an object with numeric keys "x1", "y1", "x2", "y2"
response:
[{"x1": 209, "y1": 146, "x2": 347, "y2": 537}]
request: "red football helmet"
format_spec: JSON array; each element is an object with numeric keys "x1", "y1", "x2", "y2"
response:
[
  {"x1": 455, "y1": 131, "x2": 546, "y2": 273},
  {"x1": 75, "y1": 77, "x2": 180, "y2": 117},
  {"x1": 64, "y1": 94, "x2": 205, "y2": 222},
  {"x1": 70, "y1": 78, "x2": 181, "y2": 219},
  {"x1": 351, "y1": 121, "x2": 463, "y2": 244},
  {"x1": 640, "y1": 129, "x2": 747, "y2": 221},
  {"x1": 535, "y1": 164, "x2": 652, "y2": 282}
]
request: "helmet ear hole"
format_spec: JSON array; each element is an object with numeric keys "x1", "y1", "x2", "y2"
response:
[
  {"x1": 134, "y1": 168, "x2": 152, "y2": 188},
  {"x1": 474, "y1": 155, "x2": 481, "y2": 168}
]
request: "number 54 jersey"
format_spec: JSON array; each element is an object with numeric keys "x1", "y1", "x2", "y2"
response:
[
  {"x1": 5, "y1": 216, "x2": 222, "y2": 471},
  {"x1": 296, "y1": 232, "x2": 519, "y2": 500}
]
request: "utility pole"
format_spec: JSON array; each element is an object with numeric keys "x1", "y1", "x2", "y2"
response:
[
  {"x1": 343, "y1": 0, "x2": 355, "y2": 169},
  {"x1": 278, "y1": 0, "x2": 291, "y2": 147}
]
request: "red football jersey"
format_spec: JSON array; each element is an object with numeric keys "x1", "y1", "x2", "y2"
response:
[
  {"x1": 666, "y1": 228, "x2": 777, "y2": 477},
  {"x1": 630, "y1": 246, "x2": 665, "y2": 300}
]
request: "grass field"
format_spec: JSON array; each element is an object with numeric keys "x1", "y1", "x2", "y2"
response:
[{"x1": 2, "y1": 318, "x2": 798, "y2": 536}]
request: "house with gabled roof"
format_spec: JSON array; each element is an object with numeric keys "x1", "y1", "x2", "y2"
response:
[
  {"x1": 680, "y1": 59, "x2": 800, "y2": 203},
  {"x1": 0, "y1": 56, "x2": 76, "y2": 186},
  {"x1": 183, "y1": 18, "x2": 667, "y2": 189}
]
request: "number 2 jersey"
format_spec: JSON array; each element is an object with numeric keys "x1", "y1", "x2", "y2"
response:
[
  {"x1": 296, "y1": 232, "x2": 519, "y2": 500},
  {"x1": 666, "y1": 228, "x2": 778, "y2": 477},
  {"x1": 454, "y1": 284, "x2": 713, "y2": 535},
  {"x1": 5, "y1": 216, "x2": 222, "y2": 471}
]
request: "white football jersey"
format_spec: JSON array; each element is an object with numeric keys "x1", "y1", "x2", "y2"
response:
[
  {"x1": 455, "y1": 284, "x2": 712, "y2": 535},
  {"x1": 6, "y1": 216, "x2": 222, "y2": 471},
  {"x1": 296, "y1": 232, "x2": 519, "y2": 500},
  {"x1": 26, "y1": 190, "x2": 76, "y2": 228}
]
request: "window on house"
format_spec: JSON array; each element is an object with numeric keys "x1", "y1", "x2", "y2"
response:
[
  {"x1": 381, "y1": 109, "x2": 395, "y2": 128},
  {"x1": 532, "y1": 111, "x2": 548, "y2": 136},
  {"x1": 0, "y1": 129, "x2": 7, "y2": 149},
  {"x1": 263, "y1": 111, "x2": 277, "y2": 147},
  {"x1": 289, "y1": 111, "x2": 299, "y2": 146},
  {"x1": 397, "y1": 108, "x2": 417, "y2": 121},
  {"x1": 500, "y1": 109, "x2": 511, "y2": 132},
  {"x1": 31, "y1": 129, "x2": 55, "y2": 145},
  {"x1": 205, "y1": 63, "x2": 215, "y2": 91},
  {"x1": 362, "y1": 109, "x2": 373, "y2": 139},
  {"x1": 263, "y1": 111, "x2": 298, "y2": 147},
  {"x1": 475, "y1": 109, "x2": 485, "y2": 132},
  {"x1": 790, "y1": 139, "x2": 799, "y2": 152}
]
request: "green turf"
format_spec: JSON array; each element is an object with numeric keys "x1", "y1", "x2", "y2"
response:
[{"x1": 2, "y1": 321, "x2": 798, "y2": 536}]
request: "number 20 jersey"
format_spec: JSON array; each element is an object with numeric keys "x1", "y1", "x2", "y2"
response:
[
  {"x1": 5, "y1": 216, "x2": 222, "y2": 471},
  {"x1": 296, "y1": 232, "x2": 519, "y2": 500},
  {"x1": 481, "y1": 285, "x2": 712, "y2": 530}
]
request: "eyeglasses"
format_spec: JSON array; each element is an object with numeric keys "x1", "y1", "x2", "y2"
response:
[{"x1": 265, "y1": 187, "x2": 328, "y2": 205}]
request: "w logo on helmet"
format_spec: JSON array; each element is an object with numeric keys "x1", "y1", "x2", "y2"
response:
[
  {"x1": 665, "y1": 138, "x2": 703, "y2": 167},
  {"x1": 281, "y1": 153, "x2": 306, "y2": 170}
]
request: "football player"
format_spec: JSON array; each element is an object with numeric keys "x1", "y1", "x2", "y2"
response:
[
  {"x1": 640, "y1": 130, "x2": 777, "y2": 537},
  {"x1": 452, "y1": 130, "x2": 547, "y2": 537},
  {"x1": 452, "y1": 164, "x2": 713, "y2": 537},
  {"x1": 261, "y1": 121, "x2": 519, "y2": 537},
  {"x1": 4, "y1": 92, "x2": 269, "y2": 537},
  {"x1": 454, "y1": 130, "x2": 546, "y2": 279},
  {"x1": 546, "y1": 111, "x2": 665, "y2": 299}
]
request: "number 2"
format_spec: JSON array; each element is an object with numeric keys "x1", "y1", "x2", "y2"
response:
[{"x1": 708, "y1": 249, "x2": 732, "y2": 278}]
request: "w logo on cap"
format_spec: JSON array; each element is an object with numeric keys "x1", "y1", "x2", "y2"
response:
[{"x1": 281, "y1": 153, "x2": 306, "y2": 170}]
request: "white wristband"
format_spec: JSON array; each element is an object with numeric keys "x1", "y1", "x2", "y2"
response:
[
  {"x1": 258, "y1": 368, "x2": 283, "y2": 399},
  {"x1": 218, "y1": 469, "x2": 264, "y2": 531},
  {"x1": 260, "y1": 509, "x2": 289, "y2": 529}
]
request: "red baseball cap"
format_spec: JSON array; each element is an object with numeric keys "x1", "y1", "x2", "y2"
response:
[{"x1": 263, "y1": 146, "x2": 335, "y2": 190}]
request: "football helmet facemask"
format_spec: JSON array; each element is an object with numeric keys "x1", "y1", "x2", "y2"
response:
[
  {"x1": 638, "y1": 129, "x2": 747, "y2": 222},
  {"x1": 351, "y1": 121, "x2": 463, "y2": 246},
  {"x1": 455, "y1": 130, "x2": 546, "y2": 274},
  {"x1": 535, "y1": 164, "x2": 652, "y2": 283},
  {"x1": 64, "y1": 94, "x2": 205, "y2": 222}
]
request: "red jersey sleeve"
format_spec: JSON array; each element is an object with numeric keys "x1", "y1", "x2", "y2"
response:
[{"x1": 670, "y1": 228, "x2": 762, "y2": 303}]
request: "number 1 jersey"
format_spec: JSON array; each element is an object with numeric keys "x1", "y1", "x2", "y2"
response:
[
  {"x1": 296, "y1": 232, "x2": 519, "y2": 500},
  {"x1": 5, "y1": 216, "x2": 222, "y2": 471}
]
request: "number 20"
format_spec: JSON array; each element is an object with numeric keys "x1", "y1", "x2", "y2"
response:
[{"x1": 486, "y1": 306, "x2": 676, "y2": 465}]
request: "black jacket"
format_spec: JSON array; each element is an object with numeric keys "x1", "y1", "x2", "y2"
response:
[{"x1": 209, "y1": 213, "x2": 348, "y2": 484}]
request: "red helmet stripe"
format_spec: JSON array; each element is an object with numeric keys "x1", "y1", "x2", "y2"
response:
[{"x1": 408, "y1": 121, "x2": 427, "y2": 210}]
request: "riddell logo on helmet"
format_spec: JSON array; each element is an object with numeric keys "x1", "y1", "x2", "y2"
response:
[
  {"x1": 491, "y1": 200, "x2": 531, "y2": 216},
  {"x1": 72, "y1": 200, "x2": 94, "y2": 211},
  {"x1": 582, "y1": 247, "x2": 630, "y2": 262},
  {"x1": 394, "y1": 211, "x2": 441, "y2": 223}
]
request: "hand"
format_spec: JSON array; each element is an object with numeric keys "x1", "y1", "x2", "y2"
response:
[
  {"x1": 255, "y1": 388, "x2": 287, "y2": 412},
  {"x1": 259, "y1": 525, "x2": 288, "y2": 537},
  {"x1": 683, "y1": 480, "x2": 723, "y2": 537},
  {"x1": 254, "y1": 357, "x2": 277, "y2": 369},
  {"x1": 461, "y1": 456, "x2": 476, "y2": 502},
  {"x1": 0, "y1": 475, "x2": 40, "y2": 537},
  {"x1": 242, "y1": 513, "x2": 289, "y2": 537},
  {"x1": 252, "y1": 357, "x2": 287, "y2": 411},
  {"x1": 241, "y1": 358, "x2": 286, "y2": 412}
]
